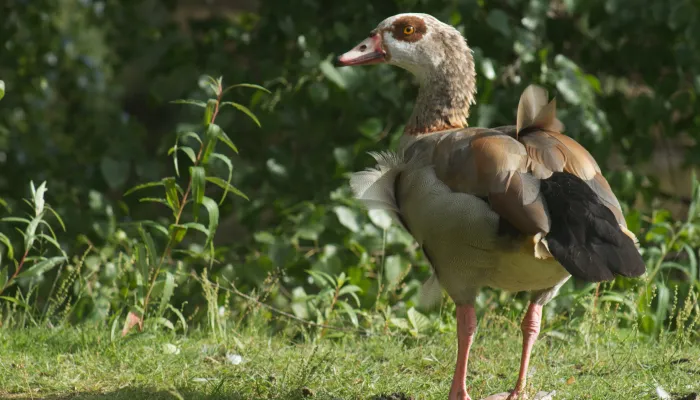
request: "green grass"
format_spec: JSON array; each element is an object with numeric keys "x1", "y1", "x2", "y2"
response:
[{"x1": 1, "y1": 311, "x2": 699, "y2": 400}]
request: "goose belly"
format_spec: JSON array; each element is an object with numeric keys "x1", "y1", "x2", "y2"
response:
[{"x1": 396, "y1": 166, "x2": 570, "y2": 299}]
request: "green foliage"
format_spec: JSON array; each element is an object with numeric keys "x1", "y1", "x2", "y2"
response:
[{"x1": 0, "y1": 0, "x2": 699, "y2": 342}]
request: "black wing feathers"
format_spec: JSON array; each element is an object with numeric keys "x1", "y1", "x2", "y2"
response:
[{"x1": 541, "y1": 172, "x2": 645, "y2": 282}]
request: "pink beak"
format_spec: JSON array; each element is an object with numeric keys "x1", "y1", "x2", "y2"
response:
[{"x1": 335, "y1": 33, "x2": 386, "y2": 67}]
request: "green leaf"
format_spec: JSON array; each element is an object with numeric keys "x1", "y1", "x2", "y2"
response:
[
  {"x1": 217, "y1": 129, "x2": 239, "y2": 154},
  {"x1": 0, "y1": 267, "x2": 7, "y2": 290},
  {"x1": 338, "y1": 300, "x2": 358, "y2": 327},
  {"x1": 0, "y1": 80, "x2": 4, "y2": 101},
  {"x1": 135, "y1": 243, "x2": 149, "y2": 285},
  {"x1": 182, "y1": 222, "x2": 209, "y2": 236},
  {"x1": 209, "y1": 153, "x2": 235, "y2": 204},
  {"x1": 16, "y1": 256, "x2": 66, "y2": 279},
  {"x1": 169, "y1": 224, "x2": 187, "y2": 244},
  {"x1": 201, "y1": 123, "x2": 221, "y2": 164},
  {"x1": 221, "y1": 102, "x2": 261, "y2": 127},
  {"x1": 163, "y1": 177, "x2": 180, "y2": 214},
  {"x1": 0, "y1": 233, "x2": 14, "y2": 261},
  {"x1": 178, "y1": 147, "x2": 197, "y2": 164},
  {"x1": 24, "y1": 213, "x2": 43, "y2": 250},
  {"x1": 138, "y1": 225, "x2": 158, "y2": 269},
  {"x1": 178, "y1": 131, "x2": 202, "y2": 145},
  {"x1": 124, "y1": 181, "x2": 164, "y2": 197},
  {"x1": 170, "y1": 99, "x2": 207, "y2": 108},
  {"x1": 407, "y1": 307, "x2": 431, "y2": 335},
  {"x1": 190, "y1": 166, "x2": 206, "y2": 220},
  {"x1": 201, "y1": 197, "x2": 219, "y2": 245},
  {"x1": 222, "y1": 83, "x2": 271, "y2": 95},
  {"x1": 204, "y1": 99, "x2": 217, "y2": 125},
  {"x1": 206, "y1": 176, "x2": 248, "y2": 201},
  {"x1": 138, "y1": 197, "x2": 170, "y2": 207},
  {"x1": 333, "y1": 206, "x2": 359, "y2": 232},
  {"x1": 158, "y1": 271, "x2": 176, "y2": 318},
  {"x1": 100, "y1": 156, "x2": 130, "y2": 190},
  {"x1": 140, "y1": 220, "x2": 170, "y2": 237},
  {"x1": 319, "y1": 59, "x2": 347, "y2": 89},
  {"x1": 486, "y1": 9, "x2": 511, "y2": 37}
]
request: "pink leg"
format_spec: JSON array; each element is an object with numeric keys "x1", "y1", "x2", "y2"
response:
[
  {"x1": 507, "y1": 303, "x2": 543, "y2": 400},
  {"x1": 449, "y1": 304, "x2": 477, "y2": 400}
]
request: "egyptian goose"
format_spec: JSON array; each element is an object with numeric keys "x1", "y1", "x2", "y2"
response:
[{"x1": 335, "y1": 13, "x2": 645, "y2": 400}]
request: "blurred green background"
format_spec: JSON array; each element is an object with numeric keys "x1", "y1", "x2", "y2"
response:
[{"x1": 0, "y1": 0, "x2": 699, "y2": 335}]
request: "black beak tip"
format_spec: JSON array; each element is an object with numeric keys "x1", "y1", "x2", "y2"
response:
[{"x1": 333, "y1": 56, "x2": 344, "y2": 67}]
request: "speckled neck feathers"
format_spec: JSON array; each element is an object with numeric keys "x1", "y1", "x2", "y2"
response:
[{"x1": 405, "y1": 33, "x2": 476, "y2": 136}]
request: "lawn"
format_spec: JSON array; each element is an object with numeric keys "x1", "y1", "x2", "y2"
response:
[{"x1": 1, "y1": 311, "x2": 699, "y2": 400}]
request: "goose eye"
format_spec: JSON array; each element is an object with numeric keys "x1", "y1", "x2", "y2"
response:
[{"x1": 403, "y1": 26, "x2": 415, "y2": 35}]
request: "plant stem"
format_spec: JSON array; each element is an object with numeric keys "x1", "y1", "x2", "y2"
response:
[
  {"x1": 142, "y1": 84, "x2": 224, "y2": 319},
  {"x1": 0, "y1": 248, "x2": 31, "y2": 296}
]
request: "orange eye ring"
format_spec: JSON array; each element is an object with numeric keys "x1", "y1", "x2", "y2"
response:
[{"x1": 403, "y1": 26, "x2": 415, "y2": 35}]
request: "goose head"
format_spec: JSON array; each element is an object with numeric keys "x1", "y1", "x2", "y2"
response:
[{"x1": 336, "y1": 13, "x2": 477, "y2": 135}]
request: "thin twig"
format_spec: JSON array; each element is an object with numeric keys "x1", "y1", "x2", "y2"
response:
[{"x1": 188, "y1": 272, "x2": 371, "y2": 335}]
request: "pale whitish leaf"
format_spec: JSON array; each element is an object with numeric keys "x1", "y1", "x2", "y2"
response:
[
  {"x1": 16, "y1": 256, "x2": 66, "y2": 279},
  {"x1": 222, "y1": 83, "x2": 271, "y2": 95},
  {"x1": 32, "y1": 181, "x2": 47, "y2": 216},
  {"x1": 384, "y1": 255, "x2": 406, "y2": 286},
  {"x1": 368, "y1": 209, "x2": 392, "y2": 230},
  {"x1": 158, "y1": 272, "x2": 176, "y2": 318},
  {"x1": 206, "y1": 176, "x2": 248, "y2": 201},
  {"x1": 481, "y1": 58, "x2": 496, "y2": 80},
  {"x1": 24, "y1": 213, "x2": 42, "y2": 250},
  {"x1": 162, "y1": 343, "x2": 180, "y2": 355},
  {"x1": 339, "y1": 300, "x2": 359, "y2": 327},
  {"x1": 201, "y1": 196, "x2": 219, "y2": 245},
  {"x1": 221, "y1": 102, "x2": 261, "y2": 127},
  {"x1": 407, "y1": 307, "x2": 431, "y2": 334},
  {"x1": 319, "y1": 59, "x2": 347, "y2": 89},
  {"x1": 124, "y1": 181, "x2": 164, "y2": 196},
  {"x1": 333, "y1": 206, "x2": 359, "y2": 232},
  {"x1": 154, "y1": 317, "x2": 175, "y2": 331},
  {"x1": 171, "y1": 99, "x2": 207, "y2": 108},
  {"x1": 390, "y1": 317, "x2": 409, "y2": 330},
  {"x1": 0, "y1": 80, "x2": 4, "y2": 100},
  {"x1": 0, "y1": 232, "x2": 14, "y2": 260}
]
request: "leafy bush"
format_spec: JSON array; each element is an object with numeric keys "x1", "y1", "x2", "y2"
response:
[{"x1": 0, "y1": 0, "x2": 699, "y2": 340}]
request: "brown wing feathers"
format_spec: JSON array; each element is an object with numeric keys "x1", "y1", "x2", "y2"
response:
[
  {"x1": 435, "y1": 84, "x2": 644, "y2": 281},
  {"x1": 512, "y1": 85, "x2": 644, "y2": 280}
]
